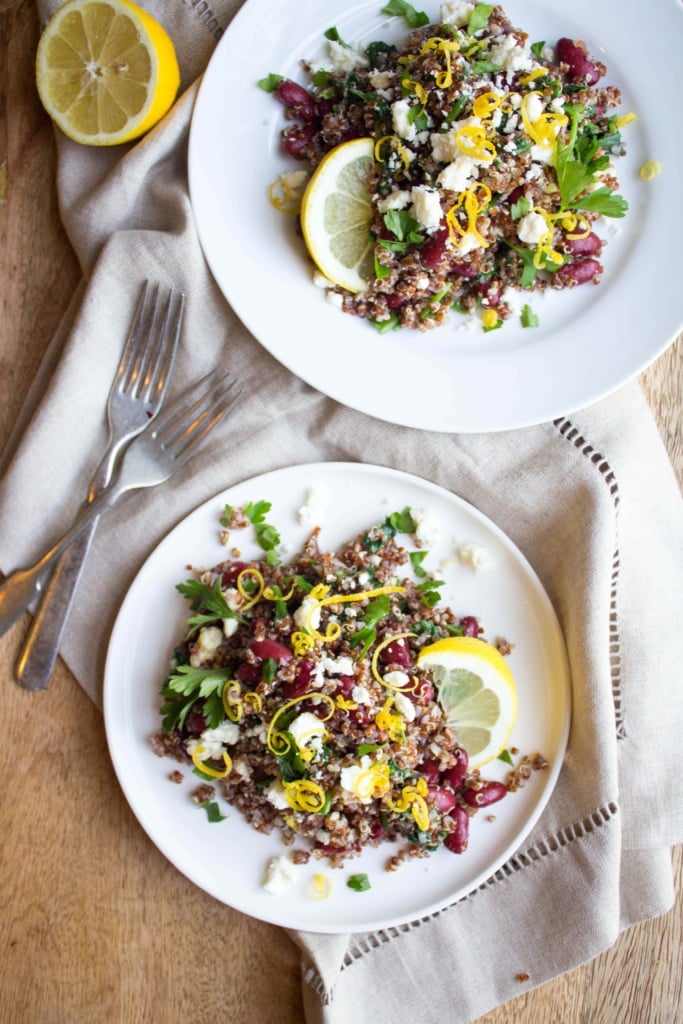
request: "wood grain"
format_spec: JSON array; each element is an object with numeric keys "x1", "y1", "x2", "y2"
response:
[{"x1": 0, "y1": 5, "x2": 680, "y2": 1023}]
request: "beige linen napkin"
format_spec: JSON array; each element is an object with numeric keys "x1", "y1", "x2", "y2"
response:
[{"x1": 1, "y1": 3, "x2": 681, "y2": 1021}]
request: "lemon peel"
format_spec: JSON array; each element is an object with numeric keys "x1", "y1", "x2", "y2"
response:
[{"x1": 191, "y1": 746, "x2": 232, "y2": 779}]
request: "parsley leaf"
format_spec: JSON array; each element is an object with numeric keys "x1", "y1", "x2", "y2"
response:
[
  {"x1": 381, "y1": 0, "x2": 429, "y2": 28},
  {"x1": 409, "y1": 550, "x2": 429, "y2": 577},
  {"x1": 244, "y1": 500, "x2": 271, "y2": 525},
  {"x1": 520, "y1": 304, "x2": 539, "y2": 328},
  {"x1": 571, "y1": 187, "x2": 628, "y2": 218},
  {"x1": 199, "y1": 801, "x2": 228, "y2": 823},
  {"x1": 388, "y1": 507, "x2": 417, "y2": 533},
  {"x1": 347, "y1": 873, "x2": 371, "y2": 891},
  {"x1": 324, "y1": 26, "x2": 348, "y2": 46},
  {"x1": 257, "y1": 73, "x2": 283, "y2": 93},
  {"x1": 511, "y1": 196, "x2": 532, "y2": 220},
  {"x1": 467, "y1": 4, "x2": 493, "y2": 35},
  {"x1": 166, "y1": 665, "x2": 231, "y2": 699},
  {"x1": 378, "y1": 210, "x2": 425, "y2": 252}
]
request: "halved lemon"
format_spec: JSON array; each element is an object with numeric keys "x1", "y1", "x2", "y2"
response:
[
  {"x1": 417, "y1": 636, "x2": 518, "y2": 770},
  {"x1": 36, "y1": 0, "x2": 180, "y2": 146},
  {"x1": 300, "y1": 137, "x2": 375, "y2": 293}
]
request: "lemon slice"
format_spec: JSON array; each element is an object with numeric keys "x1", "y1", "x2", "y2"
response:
[
  {"x1": 417, "y1": 636, "x2": 518, "y2": 770},
  {"x1": 36, "y1": 0, "x2": 180, "y2": 146},
  {"x1": 300, "y1": 137, "x2": 375, "y2": 293}
]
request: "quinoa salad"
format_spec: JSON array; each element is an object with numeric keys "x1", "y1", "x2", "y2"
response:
[
  {"x1": 151, "y1": 500, "x2": 548, "y2": 873},
  {"x1": 263, "y1": 0, "x2": 631, "y2": 331}
]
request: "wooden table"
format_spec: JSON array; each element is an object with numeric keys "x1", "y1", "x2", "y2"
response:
[{"x1": 1, "y1": 4, "x2": 681, "y2": 1021}]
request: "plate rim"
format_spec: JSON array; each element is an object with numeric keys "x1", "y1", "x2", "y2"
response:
[
  {"x1": 103, "y1": 461, "x2": 572, "y2": 933},
  {"x1": 188, "y1": 0, "x2": 683, "y2": 433}
]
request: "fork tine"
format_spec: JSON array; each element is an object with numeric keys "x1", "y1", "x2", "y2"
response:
[
  {"x1": 168, "y1": 379, "x2": 243, "y2": 462},
  {"x1": 140, "y1": 288, "x2": 185, "y2": 405},
  {"x1": 117, "y1": 280, "x2": 160, "y2": 394},
  {"x1": 152, "y1": 370, "x2": 242, "y2": 462}
]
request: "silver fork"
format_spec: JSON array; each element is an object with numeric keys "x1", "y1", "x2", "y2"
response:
[
  {"x1": 14, "y1": 281, "x2": 184, "y2": 691},
  {"x1": 0, "y1": 369, "x2": 243, "y2": 647}
]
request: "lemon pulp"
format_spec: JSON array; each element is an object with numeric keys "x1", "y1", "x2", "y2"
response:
[
  {"x1": 36, "y1": 0, "x2": 180, "y2": 146},
  {"x1": 417, "y1": 636, "x2": 518, "y2": 769},
  {"x1": 300, "y1": 137, "x2": 375, "y2": 293}
]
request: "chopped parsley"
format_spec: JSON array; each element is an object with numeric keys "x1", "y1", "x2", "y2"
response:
[
  {"x1": 347, "y1": 872, "x2": 371, "y2": 892},
  {"x1": 380, "y1": 0, "x2": 429, "y2": 28},
  {"x1": 520, "y1": 304, "x2": 539, "y2": 328},
  {"x1": 199, "y1": 801, "x2": 228, "y2": 823}
]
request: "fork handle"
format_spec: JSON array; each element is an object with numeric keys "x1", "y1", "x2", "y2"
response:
[
  {"x1": 14, "y1": 437, "x2": 123, "y2": 691},
  {"x1": 14, "y1": 519, "x2": 99, "y2": 690},
  {"x1": 0, "y1": 477, "x2": 129, "y2": 641}
]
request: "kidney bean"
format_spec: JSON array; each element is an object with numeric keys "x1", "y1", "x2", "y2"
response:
[
  {"x1": 556, "y1": 37, "x2": 601, "y2": 85},
  {"x1": 564, "y1": 231, "x2": 602, "y2": 257},
  {"x1": 385, "y1": 293, "x2": 408, "y2": 310},
  {"x1": 420, "y1": 225, "x2": 449, "y2": 269},
  {"x1": 221, "y1": 562, "x2": 248, "y2": 587},
  {"x1": 275, "y1": 78, "x2": 317, "y2": 121},
  {"x1": 444, "y1": 805, "x2": 469, "y2": 853},
  {"x1": 249, "y1": 638, "x2": 292, "y2": 663},
  {"x1": 409, "y1": 677, "x2": 435, "y2": 705},
  {"x1": 462, "y1": 780, "x2": 508, "y2": 808},
  {"x1": 473, "y1": 279, "x2": 502, "y2": 307},
  {"x1": 379, "y1": 638, "x2": 413, "y2": 668},
  {"x1": 282, "y1": 122, "x2": 317, "y2": 158},
  {"x1": 282, "y1": 659, "x2": 314, "y2": 699},
  {"x1": 428, "y1": 785, "x2": 457, "y2": 813},
  {"x1": 442, "y1": 748, "x2": 469, "y2": 791},
  {"x1": 370, "y1": 820, "x2": 387, "y2": 842},
  {"x1": 557, "y1": 257, "x2": 602, "y2": 286},
  {"x1": 235, "y1": 662, "x2": 262, "y2": 685},
  {"x1": 184, "y1": 708, "x2": 206, "y2": 736},
  {"x1": 451, "y1": 260, "x2": 478, "y2": 280},
  {"x1": 418, "y1": 758, "x2": 442, "y2": 784},
  {"x1": 459, "y1": 615, "x2": 482, "y2": 637},
  {"x1": 334, "y1": 674, "x2": 355, "y2": 698}
]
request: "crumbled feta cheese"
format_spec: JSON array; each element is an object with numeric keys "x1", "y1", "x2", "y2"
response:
[
  {"x1": 393, "y1": 691, "x2": 416, "y2": 722},
  {"x1": 189, "y1": 625, "x2": 223, "y2": 667},
  {"x1": 430, "y1": 117, "x2": 481, "y2": 163},
  {"x1": 322, "y1": 655, "x2": 354, "y2": 676},
  {"x1": 411, "y1": 185, "x2": 442, "y2": 231},
  {"x1": 310, "y1": 39, "x2": 369, "y2": 74},
  {"x1": 265, "y1": 779, "x2": 290, "y2": 809},
  {"x1": 222, "y1": 616, "x2": 239, "y2": 638},
  {"x1": 288, "y1": 712, "x2": 327, "y2": 753},
  {"x1": 297, "y1": 486, "x2": 328, "y2": 524},
  {"x1": 263, "y1": 855, "x2": 297, "y2": 893},
  {"x1": 384, "y1": 670, "x2": 411, "y2": 689},
  {"x1": 524, "y1": 163, "x2": 543, "y2": 182},
  {"x1": 517, "y1": 210, "x2": 547, "y2": 245},
  {"x1": 456, "y1": 232, "x2": 486, "y2": 255},
  {"x1": 294, "y1": 593, "x2": 321, "y2": 631},
  {"x1": 457, "y1": 543, "x2": 494, "y2": 571},
  {"x1": 437, "y1": 155, "x2": 480, "y2": 192},
  {"x1": 369, "y1": 70, "x2": 393, "y2": 89},
  {"x1": 377, "y1": 189, "x2": 411, "y2": 213},
  {"x1": 326, "y1": 291, "x2": 344, "y2": 308},
  {"x1": 222, "y1": 587, "x2": 243, "y2": 613},
  {"x1": 231, "y1": 756, "x2": 251, "y2": 780},
  {"x1": 440, "y1": 0, "x2": 475, "y2": 26},
  {"x1": 391, "y1": 98, "x2": 417, "y2": 141},
  {"x1": 340, "y1": 755, "x2": 373, "y2": 802},
  {"x1": 187, "y1": 720, "x2": 239, "y2": 761},
  {"x1": 488, "y1": 34, "x2": 534, "y2": 73},
  {"x1": 530, "y1": 142, "x2": 554, "y2": 165},
  {"x1": 412, "y1": 506, "x2": 441, "y2": 546},
  {"x1": 351, "y1": 684, "x2": 372, "y2": 705},
  {"x1": 525, "y1": 92, "x2": 545, "y2": 123}
]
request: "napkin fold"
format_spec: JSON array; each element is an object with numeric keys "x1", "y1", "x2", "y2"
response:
[{"x1": 1, "y1": 3, "x2": 681, "y2": 1022}]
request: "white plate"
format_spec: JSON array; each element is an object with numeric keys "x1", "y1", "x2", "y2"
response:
[
  {"x1": 188, "y1": 0, "x2": 683, "y2": 433},
  {"x1": 104, "y1": 463, "x2": 571, "y2": 933}
]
